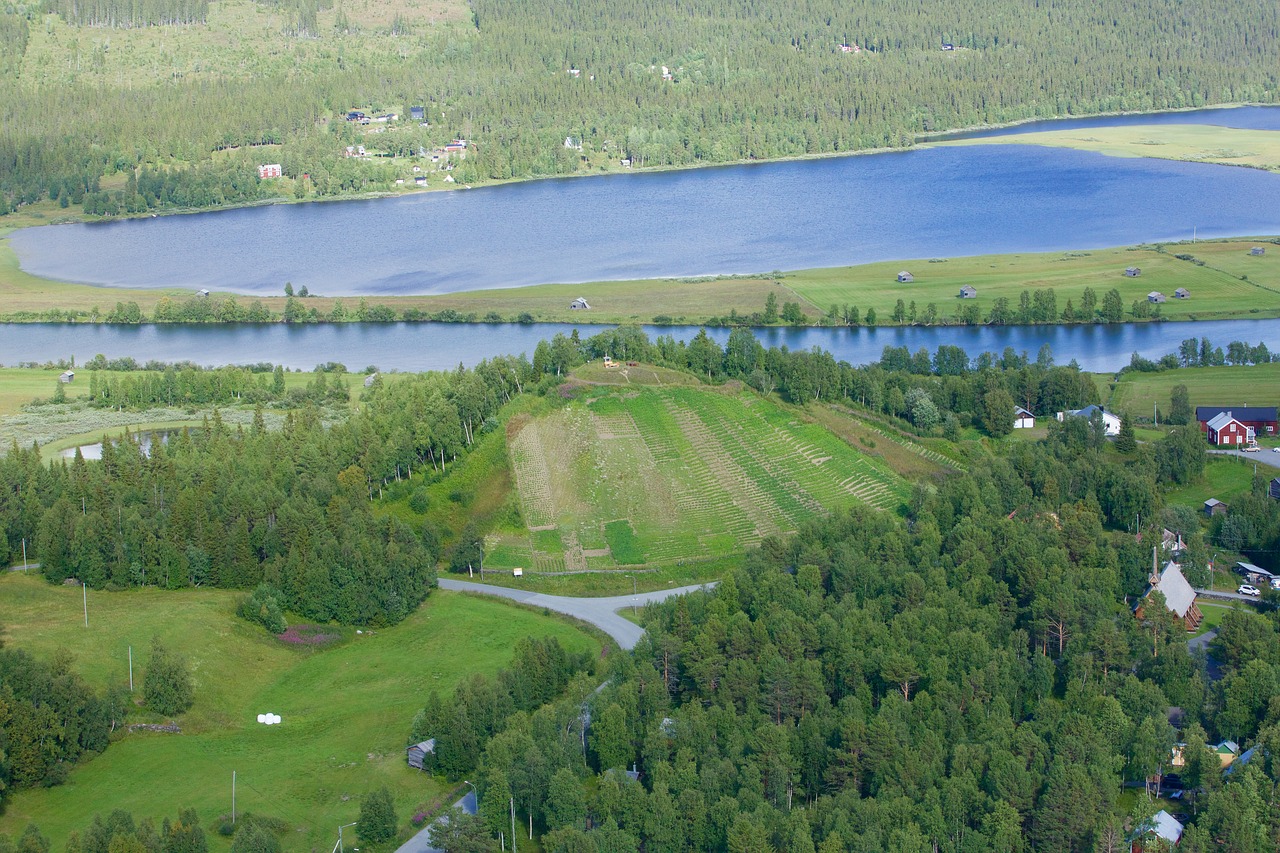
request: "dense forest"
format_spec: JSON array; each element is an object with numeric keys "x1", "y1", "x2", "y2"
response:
[
  {"x1": 420, "y1": 425, "x2": 1280, "y2": 852},
  {"x1": 1, "y1": 0, "x2": 1278, "y2": 215}
]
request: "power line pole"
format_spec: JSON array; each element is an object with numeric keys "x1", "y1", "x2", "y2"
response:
[
  {"x1": 510, "y1": 797, "x2": 517, "y2": 853},
  {"x1": 128, "y1": 646, "x2": 134, "y2": 691},
  {"x1": 83, "y1": 582, "x2": 89, "y2": 628},
  {"x1": 232, "y1": 771, "x2": 236, "y2": 825}
]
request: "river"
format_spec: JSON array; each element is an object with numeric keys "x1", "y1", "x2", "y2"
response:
[
  {"x1": 6, "y1": 317, "x2": 1280, "y2": 374},
  {"x1": 9, "y1": 107, "x2": 1280, "y2": 297}
]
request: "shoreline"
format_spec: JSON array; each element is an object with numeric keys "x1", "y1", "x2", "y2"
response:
[{"x1": 3, "y1": 102, "x2": 1270, "y2": 237}]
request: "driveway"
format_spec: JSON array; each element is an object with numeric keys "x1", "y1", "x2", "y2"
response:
[
  {"x1": 1195, "y1": 588, "x2": 1263, "y2": 603},
  {"x1": 1207, "y1": 449, "x2": 1280, "y2": 467},
  {"x1": 436, "y1": 579, "x2": 717, "y2": 650},
  {"x1": 395, "y1": 789, "x2": 477, "y2": 853}
]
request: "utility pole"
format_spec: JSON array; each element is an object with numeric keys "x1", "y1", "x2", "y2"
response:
[
  {"x1": 83, "y1": 582, "x2": 89, "y2": 628},
  {"x1": 232, "y1": 771, "x2": 236, "y2": 824},
  {"x1": 21, "y1": 538, "x2": 27, "y2": 570},
  {"x1": 338, "y1": 822, "x2": 357, "y2": 853},
  {"x1": 128, "y1": 646, "x2": 134, "y2": 691},
  {"x1": 510, "y1": 797, "x2": 517, "y2": 853}
]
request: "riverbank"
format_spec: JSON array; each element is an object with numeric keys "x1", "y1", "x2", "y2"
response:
[
  {"x1": 927, "y1": 123, "x2": 1280, "y2": 172},
  {"x1": 2, "y1": 236, "x2": 1277, "y2": 328}
]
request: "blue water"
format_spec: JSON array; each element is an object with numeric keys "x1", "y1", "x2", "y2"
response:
[
  {"x1": 6, "y1": 317, "x2": 1280, "y2": 374},
  {"x1": 10, "y1": 107, "x2": 1280, "y2": 297}
]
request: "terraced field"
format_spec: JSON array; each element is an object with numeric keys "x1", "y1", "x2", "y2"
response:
[{"x1": 500, "y1": 386, "x2": 907, "y2": 571}]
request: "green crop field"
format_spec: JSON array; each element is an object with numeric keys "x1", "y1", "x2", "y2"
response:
[
  {"x1": 782, "y1": 239, "x2": 1280, "y2": 325},
  {"x1": 1106, "y1": 363, "x2": 1280, "y2": 420},
  {"x1": 496, "y1": 384, "x2": 908, "y2": 574},
  {"x1": 0, "y1": 574, "x2": 600, "y2": 850}
]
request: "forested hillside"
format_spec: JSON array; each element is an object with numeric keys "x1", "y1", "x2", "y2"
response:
[
  {"x1": 435, "y1": 426, "x2": 1280, "y2": 852},
  {"x1": 1, "y1": 0, "x2": 1278, "y2": 216}
]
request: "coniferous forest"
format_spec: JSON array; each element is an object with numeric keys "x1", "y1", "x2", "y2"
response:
[{"x1": 1, "y1": 0, "x2": 1279, "y2": 216}]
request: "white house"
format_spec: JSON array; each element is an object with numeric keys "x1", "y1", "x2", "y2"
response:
[
  {"x1": 1129, "y1": 810, "x2": 1183, "y2": 849},
  {"x1": 1056, "y1": 405, "x2": 1121, "y2": 436},
  {"x1": 1013, "y1": 406, "x2": 1035, "y2": 429}
]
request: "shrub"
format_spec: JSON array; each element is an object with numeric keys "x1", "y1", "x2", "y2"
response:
[
  {"x1": 408, "y1": 487, "x2": 431, "y2": 513},
  {"x1": 143, "y1": 637, "x2": 194, "y2": 716},
  {"x1": 236, "y1": 585, "x2": 288, "y2": 634}
]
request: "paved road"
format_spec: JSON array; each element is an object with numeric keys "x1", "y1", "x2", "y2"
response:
[
  {"x1": 395, "y1": 789, "x2": 477, "y2": 853},
  {"x1": 437, "y1": 579, "x2": 718, "y2": 649},
  {"x1": 1207, "y1": 449, "x2": 1280, "y2": 467},
  {"x1": 1196, "y1": 588, "x2": 1263, "y2": 603}
]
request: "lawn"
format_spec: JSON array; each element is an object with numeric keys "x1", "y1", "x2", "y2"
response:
[
  {"x1": 504, "y1": 382, "x2": 908, "y2": 574},
  {"x1": 0, "y1": 574, "x2": 600, "y2": 851},
  {"x1": 1165, "y1": 458, "x2": 1259, "y2": 508},
  {"x1": 782, "y1": 240, "x2": 1280, "y2": 326},
  {"x1": 1191, "y1": 601, "x2": 1240, "y2": 638},
  {"x1": 931, "y1": 124, "x2": 1280, "y2": 173},
  {"x1": 1107, "y1": 363, "x2": 1280, "y2": 421}
]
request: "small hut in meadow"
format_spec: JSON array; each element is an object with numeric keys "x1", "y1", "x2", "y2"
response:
[{"x1": 407, "y1": 739, "x2": 436, "y2": 770}]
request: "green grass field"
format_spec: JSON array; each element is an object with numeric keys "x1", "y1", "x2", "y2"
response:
[
  {"x1": 781, "y1": 239, "x2": 1280, "y2": 325},
  {"x1": 0, "y1": 574, "x2": 600, "y2": 851},
  {"x1": 932, "y1": 123, "x2": 1280, "y2": 172},
  {"x1": 1165, "y1": 458, "x2": 1259, "y2": 508},
  {"x1": 498, "y1": 381, "x2": 908, "y2": 574},
  {"x1": 1106, "y1": 363, "x2": 1280, "y2": 420}
]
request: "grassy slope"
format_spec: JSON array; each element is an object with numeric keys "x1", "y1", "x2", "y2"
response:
[
  {"x1": 0, "y1": 574, "x2": 599, "y2": 850},
  {"x1": 1165, "y1": 458, "x2": 1259, "y2": 507},
  {"x1": 783, "y1": 240, "x2": 1280, "y2": 324},
  {"x1": 501, "y1": 378, "x2": 909, "y2": 573},
  {"x1": 1105, "y1": 363, "x2": 1280, "y2": 418},
  {"x1": 931, "y1": 124, "x2": 1280, "y2": 172}
]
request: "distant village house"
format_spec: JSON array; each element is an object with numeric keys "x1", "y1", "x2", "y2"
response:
[
  {"x1": 1174, "y1": 287, "x2": 1190, "y2": 299},
  {"x1": 410, "y1": 106, "x2": 425, "y2": 121},
  {"x1": 570, "y1": 297, "x2": 591, "y2": 310},
  {"x1": 59, "y1": 370, "x2": 75, "y2": 383},
  {"x1": 1125, "y1": 266, "x2": 1141, "y2": 277},
  {"x1": 1147, "y1": 291, "x2": 1165, "y2": 303},
  {"x1": 258, "y1": 164, "x2": 283, "y2": 179},
  {"x1": 1203, "y1": 411, "x2": 1253, "y2": 446},
  {"x1": 1013, "y1": 406, "x2": 1035, "y2": 429},
  {"x1": 1204, "y1": 498, "x2": 1227, "y2": 517},
  {"x1": 897, "y1": 271, "x2": 914, "y2": 283},
  {"x1": 1251, "y1": 246, "x2": 1266, "y2": 256},
  {"x1": 959, "y1": 285, "x2": 977, "y2": 299},
  {"x1": 1056, "y1": 405, "x2": 1120, "y2": 436},
  {"x1": 406, "y1": 739, "x2": 435, "y2": 770}
]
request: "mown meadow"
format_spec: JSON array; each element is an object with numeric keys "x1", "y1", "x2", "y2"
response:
[{"x1": 0, "y1": 574, "x2": 600, "y2": 850}]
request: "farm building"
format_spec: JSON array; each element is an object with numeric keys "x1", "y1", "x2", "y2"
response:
[
  {"x1": 570, "y1": 297, "x2": 591, "y2": 310},
  {"x1": 444, "y1": 139, "x2": 468, "y2": 153},
  {"x1": 1136, "y1": 559, "x2": 1202, "y2": 631},
  {"x1": 1147, "y1": 291, "x2": 1165, "y2": 303},
  {"x1": 1251, "y1": 246, "x2": 1266, "y2": 255},
  {"x1": 1128, "y1": 811, "x2": 1183, "y2": 851},
  {"x1": 197, "y1": 288, "x2": 210, "y2": 297},
  {"x1": 1204, "y1": 498, "x2": 1227, "y2": 517},
  {"x1": 1056, "y1": 405, "x2": 1120, "y2": 436},
  {"x1": 1124, "y1": 266, "x2": 1141, "y2": 277},
  {"x1": 258, "y1": 164, "x2": 283, "y2": 179},
  {"x1": 1271, "y1": 477, "x2": 1280, "y2": 500},
  {"x1": 59, "y1": 370, "x2": 74, "y2": 383},
  {"x1": 896, "y1": 271, "x2": 914, "y2": 283},
  {"x1": 1174, "y1": 288, "x2": 1190, "y2": 299},
  {"x1": 959, "y1": 285, "x2": 977, "y2": 299},
  {"x1": 406, "y1": 739, "x2": 435, "y2": 769},
  {"x1": 1196, "y1": 405, "x2": 1277, "y2": 436},
  {"x1": 1013, "y1": 406, "x2": 1035, "y2": 429},
  {"x1": 1204, "y1": 411, "x2": 1254, "y2": 446}
]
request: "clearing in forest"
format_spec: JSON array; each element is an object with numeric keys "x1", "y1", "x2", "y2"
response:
[{"x1": 502, "y1": 385, "x2": 908, "y2": 570}]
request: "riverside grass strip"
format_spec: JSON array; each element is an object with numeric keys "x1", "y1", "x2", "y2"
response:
[{"x1": 506, "y1": 385, "x2": 908, "y2": 572}]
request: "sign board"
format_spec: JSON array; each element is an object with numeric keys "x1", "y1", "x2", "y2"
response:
[{"x1": 513, "y1": 567, "x2": 523, "y2": 577}]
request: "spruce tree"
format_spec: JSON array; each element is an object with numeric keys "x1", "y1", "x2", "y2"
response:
[{"x1": 1116, "y1": 412, "x2": 1137, "y2": 453}]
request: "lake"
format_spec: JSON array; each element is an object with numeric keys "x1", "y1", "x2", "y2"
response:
[
  {"x1": 6, "y1": 317, "x2": 1280, "y2": 374},
  {"x1": 10, "y1": 107, "x2": 1280, "y2": 297}
]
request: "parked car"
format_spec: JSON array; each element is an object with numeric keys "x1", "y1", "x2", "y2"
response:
[
  {"x1": 1272, "y1": 446, "x2": 1280, "y2": 453},
  {"x1": 1238, "y1": 584, "x2": 1262, "y2": 596},
  {"x1": 1243, "y1": 444, "x2": 1261, "y2": 452}
]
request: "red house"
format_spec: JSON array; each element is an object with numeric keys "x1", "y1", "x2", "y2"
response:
[
  {"x1": 1204, "y1": 411, "x2": 1252, "y2": 446},
  {"x1": 1197, "y1": 405, "x2": 1278, "y2": 436}
]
